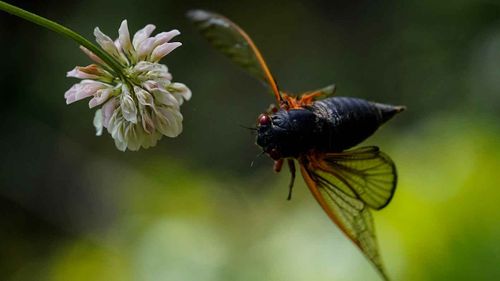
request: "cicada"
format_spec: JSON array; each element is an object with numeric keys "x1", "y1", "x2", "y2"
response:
[{"x1": 188, "y1": 9, "x2": 404, "y2": 280}]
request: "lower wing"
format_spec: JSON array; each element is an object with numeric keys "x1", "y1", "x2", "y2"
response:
[{"x1": 299, "y1": 146, "x2": 397, "y2": 280}]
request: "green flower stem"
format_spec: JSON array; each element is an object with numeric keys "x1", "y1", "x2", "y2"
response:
[{"x1": 0, "y1": 1, "x2": 125, "y2": 77}]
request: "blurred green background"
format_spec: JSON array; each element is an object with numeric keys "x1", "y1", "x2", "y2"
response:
[{"x1": 1, "y1": 0, "x2": 499, "y2": 280}]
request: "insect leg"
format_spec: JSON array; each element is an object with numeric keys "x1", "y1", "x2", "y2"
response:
[
  {"x1": 287, "y1": 159, "x2": 296, "y2": 201},
  {"x1": 273, "y1": 159, "x2": 284, "y2": 173}
]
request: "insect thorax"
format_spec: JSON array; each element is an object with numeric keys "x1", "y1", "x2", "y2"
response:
[{"x1": 256, "y1": 108, "x2": 320, "y2": 159}]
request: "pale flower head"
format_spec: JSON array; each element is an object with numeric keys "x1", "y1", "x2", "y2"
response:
[{"x1": 65, "y1": 20, "x2": 191, "y2": 151}]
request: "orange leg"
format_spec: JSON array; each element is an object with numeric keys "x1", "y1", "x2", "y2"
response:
[{"x1": 273, "y1": 159, "x2": 284, "y2": 173}]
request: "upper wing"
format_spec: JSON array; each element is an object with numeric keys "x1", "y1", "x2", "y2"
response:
[
  {"x1": 303, "y1": 84, "x2": 337, "y2": 99},
  {"x1": 300, "y1": 146, "x2": 397, "y2": 280},
  {"x1": 187, "y1": 9, "x2": 282, "y2": 103},
  {"x1": 293, "y1": 84, "x2": 337, "y2": 107}
]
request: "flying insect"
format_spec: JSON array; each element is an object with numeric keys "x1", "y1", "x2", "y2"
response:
[{"x1": 188, "y1": 9, "x2": 405, "y2": 281}]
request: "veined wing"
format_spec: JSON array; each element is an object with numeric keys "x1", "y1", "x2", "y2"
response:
[
  {"x1": 300, "y1": 146, "x2": 398, "y2": 280},
  {"x1": 313, "y1": 146, "x2": 397, "y2": 210},
  {"x1": 187, "y1": 9, "x2": 282, "y2": 103},
  {"x1": 293, "y1": 84, "x2": 337, "y2": 107}
]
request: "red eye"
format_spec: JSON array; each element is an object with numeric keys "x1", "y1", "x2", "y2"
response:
[{"x1": 258, "y1": 114, "x2": 271, "y2": 126}]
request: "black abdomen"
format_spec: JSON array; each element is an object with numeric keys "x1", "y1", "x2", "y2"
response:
[{"x1": 311, "y1": 97, "x2": 403, "y2": 152}]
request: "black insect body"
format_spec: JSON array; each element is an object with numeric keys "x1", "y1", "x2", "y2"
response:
[
  {"x1": 257, "y1": 97, "x2": 404, "y2": 160},
  {"x1": 189, "y1": 9, "x2": 404, "y2": 281}
]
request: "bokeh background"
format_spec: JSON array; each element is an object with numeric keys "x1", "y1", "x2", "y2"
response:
[{"x1": 1, "y1": 0, "x2": 499, "y2": 280}]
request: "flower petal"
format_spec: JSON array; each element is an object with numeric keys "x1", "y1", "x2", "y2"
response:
[
  {"x1": 118, "y1": 20, "x2": 137, "y2": 63},
  {"x1": 107, "y1": 110, "x2": 121, "y2": 137},
  {"x1": 133, "y1": 62, "x2": 172, "y2": 82},
  {"x1": 114, "y1": 138, "x2": 127, "y2": 152},
  {"x1": 124, "y1": 124, "x2": 142, "y2": 151},
  {"x1": 154, "y1": 106, "x2": 183, "y2": 137},
  {"x1": 141, "y1": 131, "x2": 162, "y2": 149},
  {"x1": 93, "y1": 109, "x2": 104, "y2": 136},
  {"x1": 142, "y1": 80, "x2": 178, "y2": 107},
  {"x1": 136, "y1": 37, "x2": 157, "y2": 60},
  {"x1": 141, "y1": 109, "x2": 155, "y2": 134},
  {"x1": 118, "y1": 20, "x2": 134, "y2": 58},
  {"x1": 108, "y1": 110, "x2": 128, "y2": 151},
  {"x1": 102, "y1": 97, "x2": 118, "y2": 127},
  {"x1": 94, "y1": 27, "x2": 122, "y2": 61},
  {"x1": 114, "y1": 39, "x2": 130, "y2": 65},
  {"x1": 154, "y1": 30, "x2": 180, "y2": 46},
  {"x1": 79, "y1": 46, "x2": 106, "y2": 66},
  {"x1": 67, "y1": 67, "x2": 98, "y2": 80},
  {"x1": 168, "y1": 82, "x2": 192, "y2": 105},
  {"x1": 132, "y1": 24, "x2": 156, "y2": 50},
  {"x1": 67, "y1": 64, "x2": 112, "y2": 81},
  {"x1": 151, "y1": 42, "x2": 182, "y2": 62},
  {"x1": 134, "y1": 86, "x2": 155, "y2": 107},
  {"x1": 89, "y1": 87, "x2": 114, "y2": 108},
  {"x1": 65, "y1": 80, "x2": 108, "y2": 104},
  {"x1": 120, "y1": 86, "x2": 138, "y2": 123},
  {"x1": 134, "y1": 86, "x2": 156, "y2": 134}
]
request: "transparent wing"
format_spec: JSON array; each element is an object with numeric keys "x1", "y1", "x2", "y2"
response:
[
  {"x1": 303, "y1": 84, "x2": 337, "y2": 99},
  {"x1": 300, "y1": 148, "x2": 396, "y2": 280},
  {"x1": 187, "y1": 9, "x2": 281, "y2": 103},
  {"x1": 315, "y1": 146, "x2": 397, "y2": 210}
]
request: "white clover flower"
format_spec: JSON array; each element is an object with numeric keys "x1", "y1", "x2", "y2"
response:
[{"x1": 65, "y1": 20, "x2": 191, "y2": 151}]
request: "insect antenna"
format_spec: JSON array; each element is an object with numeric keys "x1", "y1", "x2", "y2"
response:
[
  {"x1": 250, "y1": 151, "x2": 266, "y2": 168},
  {"x1": 238, "y1": 124, "x2": 258, "y2": 136},
  {"x1": 238, "y1": 124, "x2": 257, "y2": 130}
]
